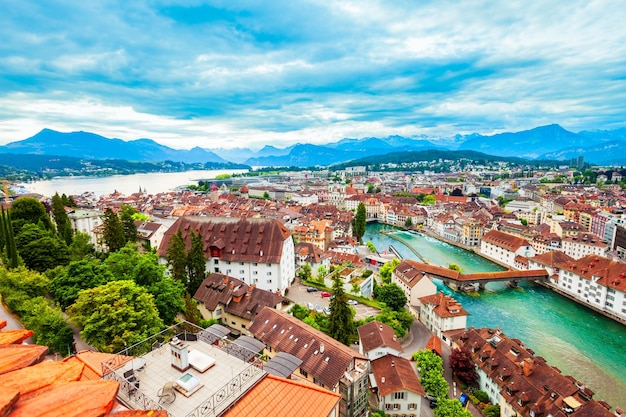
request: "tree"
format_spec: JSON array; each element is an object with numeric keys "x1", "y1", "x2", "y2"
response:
[
  {"x1": 133, "y1": 252, "x2": 166, "y2": 287},
  {"x1": 119, "y1": 205, "x2": 138, "y2": 243},
  {"x1": 351, "y1": 282, "x2": 361, "y2": 296},
  {"x1": 413, "y1": 349, "x2": 443, "y2": 375},
  {"x1": 186, "y1": 230, "x2": 206, "y2": 295},
  {"x1": 166, "y1": 230, "x2": 188, "y2": 286},
  {"x1": 422, "y1": 194, "x2": 436, "y2": 205},
  {"x1": 104, "y1": 243, "x2": 142, "y2": 281},
  {"x1": 22, "y1": 297, "x2": 74, "y2": 355},
  {"x1": 52, "y1": 259, "x2": 115, "y2": 309},
  {"x1": 148, "y1": 276, "x2": 185, "y2": 324},
  {"x1": 68, "y1": 231, "x2": 95, "y2": 261},
  {"x1": 51, "y1": 193, "x2": 73, "y2": 244},
  {"x1": 434, "y1": 398, "x2": 471, "y2": 417},
  {"x1": 449, "y1": 347, "x2": 478, "y2": 387},
  {"x1": 404, "y1": 217, "x2": 413, "y2": 228},
  {"x1": 421, "y1": 368, "x2": 449, "y2": 399},
  {"x1": 0, "y1": 206, "x2": 19, "y2": 268},
  {"x1": 354, "y1": 202, "x2": 366, "y2": 243},
  {"x1": 366, "y1": 241, "x2": 377, "y2": 253},
  {"x1": 68, "y1": 280, "x2": 164, "y2": 353},
  {"x1": 183, "y1": 293, "x2": 203, "y2": 326},
  {"x1": 327, "y1": 274, "x2": 355, "y2": 345},
  {"x1": 101, "y1": 208, "x2": 125, "y2": 252},
  {"x1": 379, "y1": 258, "x2": 399, "y2": 284},
  {"x1": 376, "y1": 283, "x2": 407, "y2": 310},
  {"x1": 448, "y1": 263, "x2": 461, "y2": 272},
  {"x1": 483, "y1": 404, "x2": 500, "y2": 417},
  {"x1": 16, "y1": 224, "x2": 70, "y2": 272},
  {"x1": 10, "y1": 197, "x2": 54, "y2": 233},
  {"x1": 519, "y1": 217, "x2": 528, "y2": 226},
  {"x1": 297, "y1": 264, "x2": 312, "y2": 281},
  {"x1": 316, "y1": 265, "x2": 328, "y2": 283}
]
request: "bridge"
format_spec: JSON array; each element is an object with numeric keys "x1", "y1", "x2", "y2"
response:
[{"x1": 406, "y1": 261, "x2": 549, "y2": 291}]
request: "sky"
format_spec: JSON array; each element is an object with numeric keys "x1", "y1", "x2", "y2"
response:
[{"x1": 1, "y1": 1, "x2": 625, "y2": 150}]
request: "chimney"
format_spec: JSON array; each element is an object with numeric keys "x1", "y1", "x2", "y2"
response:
[
  {"x1": 223, "y1": 276, "x2": 229, "y2": 284},
  {"x1": 379, "y1": 325, "x2": 383, "y2": 332},
  {"x1": 381, "y1": 377, "x2": 385, "y2": 383},
  {"x1": 320, "y1": 342, "x2": 325, "y2": 353},
  {"x1": 522, "y1": 357, "x2": 534, "y2": 376},
  {"x1": 229, "y1": 281, "x2": 234, "y2": 289},
  {"x1": 391, "y1": 360, "x2": 395, "y2": 367},
  {"x1": 260, "y1": 250, "x2": 263, "y2": 257}
]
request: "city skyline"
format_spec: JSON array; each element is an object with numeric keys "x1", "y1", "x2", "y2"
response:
[{"x1": 1, "y1": 1, "x2": 625, "y2": 150}]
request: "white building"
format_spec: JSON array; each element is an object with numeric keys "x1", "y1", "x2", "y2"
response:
[
  {"x1": 392, "y1": 260, "x2": 438, "y2": 307},
  {"x1": 418, "y1": 292, "x2": 468, "y2": 345},
  {"x1": 370, "y1": 355, "x2": 425, "y2": 417},
  {"x1": 480, "y1": 229, "x2": 535, "y2": 268},
  {"x1": 157, "y1": 217, "x2": 295, "y2": 294},
  {"x1": 67, "y1": 208, "x2": 102, "y2": 244},
  {"x1": 561, "y1": 233, "x2": 608, "y2": 259}
]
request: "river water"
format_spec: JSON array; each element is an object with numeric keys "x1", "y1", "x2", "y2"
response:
[
  {"x1": 364, "y1": 223, "x2": 626, "y2": 410},
  {"x1": 18, "y1": 169, "x2": 248, "y2": 197}
]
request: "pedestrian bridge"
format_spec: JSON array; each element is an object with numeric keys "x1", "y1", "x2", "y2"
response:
[{"x1": 408, "y1": 261, "x2": 549, "y2": 291}]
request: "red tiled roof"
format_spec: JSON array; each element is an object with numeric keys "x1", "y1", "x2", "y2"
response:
[
  {"x1": 357, "y1": 321, "x2": 403, "y2": 354},
  {"x1": 482, "y1": 230, "x2": 531, "y2": 251},
  {"x1": 370, "y1": 355, "x2": 425, "y2": 397},
  {"x1": 248, "y1": 307, "x2": 366, "y2": 388},
  {"x1": 221, "y1": 374, "x2": 341, "y2": 417}
]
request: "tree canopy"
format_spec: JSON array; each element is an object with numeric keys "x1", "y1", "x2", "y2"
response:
[
  {"x1": 68, "y1": 280, "x2": 164, "y2": 353},
  {"x1": 166, "y1": 230, "x2": 188, "y2": 286},
  {"x1": 434, "y1": 398, "x2": 472, "y2": 417},
  {"x1": 379, "y1": 258, "x2": 400, "y2": 284},
  {"x1": 51, "y1": 259, "x2": 115, "y2": 309},
  {"x1": 353, "y1": 202, "x2": 366, "y2": 243},
  {"x1": 449, "y1": 347, "x2": 478, "y2": 387},
  {"x1": 10, "y1": 197, "x2": 54, "y2": 233},
  {"x1": 101, "y1": 208, "x2": 126, "y2": 252},
  {"x1": 375, "y1": 283, "x2": 407, "y2": 311},
  {"x1": 327, "y1": 274, "x2": 356, "y2": 345}
]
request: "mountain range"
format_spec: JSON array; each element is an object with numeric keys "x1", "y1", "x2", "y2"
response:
[{"x1": 1, "y1": 124, "x2": 625, "y2": 167}]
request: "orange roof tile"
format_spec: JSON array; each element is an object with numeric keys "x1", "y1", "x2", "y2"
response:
[{"x1": 221, "y1": 374, "x2": 341, "y2": 417}]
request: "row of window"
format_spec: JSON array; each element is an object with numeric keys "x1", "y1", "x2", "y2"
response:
[{"x1": 214, "y1": 259, "x2": 273, "y2": 267}]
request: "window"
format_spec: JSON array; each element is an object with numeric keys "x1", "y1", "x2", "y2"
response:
[
  {"x1": 253, "y1": 271, "x2": 258, "y2": 275},
  {"x1": 394, "y1": 392, "x2": 406, "y2": 400},
  {"x1": 253, "y1": 263, "x2": 258, "y2": 266},
  {"x1": 267, "y1": 272, "x2": 272, "y2": 276},
  {"x1": 300, "y1": 369, "x2": 308, "y2": 378},
  {"x1": 267, "y1": 279, "x2": 272, "y2": 284},
  {"x1": 267, "y1": 263, "x2": 271, "y2": 267},
  {"x1": 384, "y1": 404, "x2": 392, "y2": 411},
  {"x1": 214, "y1": 259, "x2": 219, "y2": 265},
  {"x1": 408, "y1": 403, "x2": 417, "y2": 410},
  {"x1": 239, "y1": 270, "x2": 245, "y2": 274}
]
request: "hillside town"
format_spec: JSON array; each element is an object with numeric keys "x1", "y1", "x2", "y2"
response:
[{"x1": 2, "y1": 162, "x2": 626, "y2": 417}]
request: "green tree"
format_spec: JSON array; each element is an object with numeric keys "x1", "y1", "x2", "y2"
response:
[
  {"x1": 1, "y1": 206, "x2": 19, "y2": 268},
  {"x1": 133, "y1": 252, "x2": 166, "y2": 287},
  {"x1": 434, "y1": 398, "x2": 471, "y2": 417},
  {"x1": 10, "y1": 197, "x2": 54, "y2": 233},
  {"x1": 421, "y1": 368, "x2": 449, "y2": 399},
  {"x1": 148, "y1": 276, "x2": 185, "y2": 324},
  {"x1": 483, "y1": 404, "x2": 500, "y2": 417},
  {"x1": 413, "y1": 349, "x2": 444, "y2": 375},
  {"x1": 51, "y1": 193, "x2": 73, "y2": 245},
  {"x1": 119, "y1": 205, "x2": 138, "y2": 243},
  {"x1": 22, "y1": 297, "x2": 74, "y2": 355},
  {"x1": 68, "y1": 280, "x2": 164, "y2": 353},
  {"x1": 404, "y1": 217, "x2": 413, "y2": 228},
  {"x1": 186, "y1": 230, "x2": 206, "y2": 295},
  {"x1": 52, "y1": 259, "x2": 115, "y2": 309},
  {"x1": 316, "y1": 265, "x2": 328, "y2": 283},
  {"x1": 422, "y1": 194, "x2": 436, "y2": 205},
  {"x1": 183, "y1": 293, "x2": 202, "y2": 326},
  {"x1": 448, "y1": 263, "x2": 461, "y2": 272},
  {"x1": 327, "y1": 274, "x2": 355, "y2": 345},
  {"x1": 354, "y1": 202, "x2": 366, "y2": 243},
  {"x1": 68, "y1": 231, "x2": 95, "y2": 261},
  {"x1": 379, "y1": 258, "x2": 400, "y2": 284},
  {"x1": 351, "y1": 282, "x2": 361, "y2": 296},
  {"x1": 101, "y1": 208, "x2": 125, "y2": 252},
  {"x1": 104, "y1": 243, "x2": 142, "y2": 281},
  {"x1": 366, "y1": 241, "x2": 377, "y2": 253},
  {"x1": 375, "y1": 283, "x2": 407, "y2": 310},
  {"x1": 297, "y1": 264, "x2": 312, "y2": 282},
  {"x1": 166, "y1": 230, "x2": 188, "y2": 286},
  {"x1": 16, "y1": 224, "x2": 70, "y2": 272},
  {"x1": 519, "y1": 217, "x2": 528, "y2": 226}
]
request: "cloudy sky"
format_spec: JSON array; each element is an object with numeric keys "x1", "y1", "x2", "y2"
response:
[{"x1": 1, "y1": 1, "x2": 625, "y2": 150}]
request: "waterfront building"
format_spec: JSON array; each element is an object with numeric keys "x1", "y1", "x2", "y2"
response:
[
  {"x1": 157, "y1": 216, "x2": 295, "y2": 294},
  {"x1": 560, "y1": 232, "x2": 608, "y2": 259},
  {"x1": 539, "y1": 254, "x2": 626, "y2": 324},
  {"x1": 451, "y1": 327, "x2": 615, "y2": 417},
  {"x1": 248, "y1": 307, "x2": 370, "y2": 417},
  {"x1": 480, "y1": 229, "x2": 535, "y2": 268},
  {"x1": 460, "y1": 218, "x2": 483, "y2": 246},
  {"x1": 357, "y1": 321, "x2": 404, "y2": 360},
  {"x1": 418, "y1": 292, "x2": 468, "y2": 345},
  {"x1": 391, "y1": 260, "x2": 438, "y2": 308},
  {"x1": 193, "y1": 274, "x2": 289, "y2": 336},
  {"x1": 369, "y1": 354, "x2": 425, "y2": 417}
]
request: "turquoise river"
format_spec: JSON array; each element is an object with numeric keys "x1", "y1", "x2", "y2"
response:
[{"x1": 364, "y1": 223, "x2": 626, "y2": 410}]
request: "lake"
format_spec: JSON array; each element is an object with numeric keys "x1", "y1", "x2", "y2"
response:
[{"x1": 17, "y1": 169, "x2": 249, "y2": 197}]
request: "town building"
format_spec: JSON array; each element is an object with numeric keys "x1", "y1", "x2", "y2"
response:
[
  {"x1": 193, "y1": 274, "x2": 289, "y2": 336},
  {"x1": 157, "y1": 216, "x2": 295, "y2": 294},
  {"x1": 391, "y1": 260, "x2": 438, "y2": 308},
  {"x1": 248, "y1": 307, "x2": 370, "y2": 417},
  {"x1": 451, "y1": 327, "x2": 615, "y2": 417},
  {"x1": 357, "y1": 321, "x2": 403, "y2": 360},
  {"x1": 560, "y1": 233, "x2": 608, "y2": 259},
  {"x1": 67, "y1": 208, "x2": 103, "y2": 244},
  {"x1": 369, "y1": 354, "x2": 425, "y2": 417},
  {"x1": 418, "y1": 292, "x2": 468, "y2": 345},
  {"x1": 480, "y1": 229, "x2": 536, "y2": 268}
]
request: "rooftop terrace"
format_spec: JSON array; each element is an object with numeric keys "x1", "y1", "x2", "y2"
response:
[{"x1": 101, "y1": 322, "x2": 266, "y2": 417}]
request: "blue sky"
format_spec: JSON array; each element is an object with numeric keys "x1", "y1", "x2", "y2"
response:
[{"x1": 1, "y1": 1, "x2": 625, "y2": 150}]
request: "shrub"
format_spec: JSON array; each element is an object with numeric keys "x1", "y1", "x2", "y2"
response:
[{"x1": 474, "y1": 389, "x2": 490, "y2": 403}]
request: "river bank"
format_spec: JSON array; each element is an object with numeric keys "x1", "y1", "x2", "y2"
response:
[{"x1": 365, "y1": 222, "x2": 626, "y2": 411}]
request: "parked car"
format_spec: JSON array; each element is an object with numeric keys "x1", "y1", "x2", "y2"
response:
[
  {"x1": 347, "y1": 299, "x2": 358, "y2": 305},
  {"x1": 307, "y1": 302, "x2": 314, "y2": 310},
  {"x1": 429, "y1": 400, "x2": 437, "y2": 409},
  {"x1": 323, "y1": 307, "x2": 331, "y2": 315},
  {"x1": 321, "y1": 291, "x2": 332, "y2": 298},
  {"x1": 306, "y1": 287, "x2": 318, "y2": 292},
  {"x1": 315, "y1": 304, "x2": 324, "y2": 313}
]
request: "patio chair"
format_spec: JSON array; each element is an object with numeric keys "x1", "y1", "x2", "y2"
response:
[{"x1": 157, "y1": 381, "x2": 176, "y2": 404}]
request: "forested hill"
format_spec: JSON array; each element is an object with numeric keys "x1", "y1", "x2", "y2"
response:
[{"x1": 0, "y1": 153, "x2": 249, "y2": 181}]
